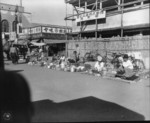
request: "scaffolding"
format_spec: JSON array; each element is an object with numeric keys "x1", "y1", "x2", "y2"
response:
[{"x1": 65, "y1": 0, "x2": 149, "y2": 40}]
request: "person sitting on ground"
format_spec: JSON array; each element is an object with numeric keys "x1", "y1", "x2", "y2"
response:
[
  {"x1": 0, "y1": 71, "x2": 34, "y2": 123},
  {"x1": 115, "y1": 54, "x2": 138, "y2": 80},
  {"x1": 116, "y1": 56, "x2": 125, "y2": 75},
  {"x1": 67, "y1": 51, "x2": 78, "y2": 64},
  {"x1": 72, "y1": 51, "x2": 78, "y2": 63},
  {"x1": 93, "y1": 55, "x2": 106, "y2": 75},
  {"x1": 59, "y1": 54, "x2": 66, "y2": 65},
  {"x1": 122, "y1": 54, "x2": 133, "y2": 70},
  {"x1": 76, "y1": 57, "x2": 86, "y2": 72},
  {"x1": 52, "y1": 54, "x2": 57, "y2": 62}
]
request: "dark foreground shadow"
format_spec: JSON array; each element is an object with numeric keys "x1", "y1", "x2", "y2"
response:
[
  {"x1": 8, "y1": 70, "x2": 24, "y2": 73},
  {"x1": 32, "y1": 96, "x2": 145, "y2": 122}
]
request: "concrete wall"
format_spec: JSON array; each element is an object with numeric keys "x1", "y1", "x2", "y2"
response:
[{"x1": 67, "y1": 35, "x2": 150, "y2": 69}]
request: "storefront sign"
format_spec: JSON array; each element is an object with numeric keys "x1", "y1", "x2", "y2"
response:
[
  {"x1": 75, "y1": 10, "x2": 106, "y2": 22},
  {"x1": 23, "y1": 27, "x2": 72, "y2": 35},
  {"x1": 30, "y1": 27, "x2": 42, "y2": 34},
  {"x1": 22, "y1": 28, "x2": 30, "y2": 34},
  {"x1": 42, "y1": 27, "x2": 72, "y2": 34}
]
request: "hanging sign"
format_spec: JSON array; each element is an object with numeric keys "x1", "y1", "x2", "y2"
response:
[{"x1": 75, "y1": 10, "x2": 106, "y2": 22}]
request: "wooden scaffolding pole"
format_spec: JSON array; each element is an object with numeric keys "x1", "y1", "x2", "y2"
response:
[
  {"x1": 121, "y1": 0, "x2": 124, "y2": 37},
  {"x1": 79, "y1": 0, "x2": 81, "y2": 41},
  {"x1": 95, "y1": 0, "x2": 98, "y2": 40}
]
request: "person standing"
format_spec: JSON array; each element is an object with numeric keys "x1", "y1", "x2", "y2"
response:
[
  {"x1": 76, "y1": 44, "x2": 80, "y2": 61},
  {"x1": 10, "y1": 45, "x2": 18, "y2": 64}
]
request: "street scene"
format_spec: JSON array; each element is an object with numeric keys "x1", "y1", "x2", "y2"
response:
[{"x1": 0, "y1": 0, "x2": 150, "y2": 122}]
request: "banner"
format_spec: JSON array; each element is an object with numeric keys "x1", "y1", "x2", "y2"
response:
[{"x1": 75, "y1": 10, "x2": 106, "y2": 22}]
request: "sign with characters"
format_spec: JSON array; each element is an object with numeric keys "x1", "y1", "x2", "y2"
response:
[
  {"x1": 75, "y1": 10, "x2": 106, "y2": 22},
  {"x1": 23, "y1": 26, "x2": 72, "y2": 34},
  {"x1": 42, "y1": 27, "x2": 72, "y2": 34}
]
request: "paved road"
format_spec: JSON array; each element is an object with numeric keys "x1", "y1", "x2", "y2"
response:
[{"x1": 4, "y1": 60, "x2": 150, "y2": 121}]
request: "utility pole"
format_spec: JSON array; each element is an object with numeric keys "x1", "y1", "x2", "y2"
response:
[
  {"x1": 0, "y1": 3, "x2": 4, "y2": 71},
  {"x1": 15, "y1": 5, "x2": 19, "y2": 43}
]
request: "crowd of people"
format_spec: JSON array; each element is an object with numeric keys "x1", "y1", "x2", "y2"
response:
[
  {"x1": 26, "y1": 47, "x2": 148, "y2": 81},
  {"x1": 5, "y1": 42, "x2": 148, "y2": 82}
]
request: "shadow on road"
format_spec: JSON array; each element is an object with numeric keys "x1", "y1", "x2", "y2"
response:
[
  {"x1": 32, "y1": 96, "x2": 145, "y2": 122},
  {"x1": 8, "y1": 70, "x2": 24, "y2": 73}
]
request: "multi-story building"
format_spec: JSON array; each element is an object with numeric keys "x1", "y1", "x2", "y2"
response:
[
  {"x1": 0, "y1": 2, "x2": 31, "y2": 42},
  {"x1": 65, "y1": 0, "x2": 149, "y2": 39}
]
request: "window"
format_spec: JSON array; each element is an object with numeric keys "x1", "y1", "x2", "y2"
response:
[
  {"x1": 12, "y1": 21, "x2": 17, "y2": 32},
  {"x1": 19, "y1": 25, "x2": 22, "y2": 33},
  {"x1": 2, "y1": 20, "x2": 9, "y2": 32}
]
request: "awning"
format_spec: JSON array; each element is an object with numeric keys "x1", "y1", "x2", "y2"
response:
[
  {"x1": 13, "y1": 39, "x2": 29, "y2": 45},
  {"x1": 30, "y1": 42, "x2": 46, "y2": 46},
  {"x1": 44, "y1": 39, "x2": 69, "y2": 44}
]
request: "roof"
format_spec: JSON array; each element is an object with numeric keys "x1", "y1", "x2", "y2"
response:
[{"x1": 30, "y1": 23, "x2": 72, "y2": 29}]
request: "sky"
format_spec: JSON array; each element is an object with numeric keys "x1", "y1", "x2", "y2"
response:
[{"x1": 1, "y1": 0, "x2": 73, "y2": 26}]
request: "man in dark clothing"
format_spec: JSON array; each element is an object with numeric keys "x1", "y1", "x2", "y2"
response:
[{"x1": 10, "y1": 45, "x2": 18, "y2": 64}]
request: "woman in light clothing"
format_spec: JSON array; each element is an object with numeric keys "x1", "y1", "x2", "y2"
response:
[
  {"x1": 122, "y1": 54, "x2": 133, "y2": 69},
  {"x1": 94, "y1": 55, "x2": 105, "y2": 72}
]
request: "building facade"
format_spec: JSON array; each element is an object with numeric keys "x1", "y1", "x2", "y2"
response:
[
  {"x1": 65, "y1": 0, "x2": 149, "y2": 39},
  {"x1": 0, "y1": 2, "x2": 31, "y2": 43},
  {"x1": 22, "y1": 23, "x2": 72, "y2": 41},
  {"x1": 21, "y1": 23, "x2": 72, "y2": 56}
]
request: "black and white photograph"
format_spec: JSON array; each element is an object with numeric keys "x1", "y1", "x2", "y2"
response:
[{"x1": 0, "y1": 0, "x2": 150, "y2": 122}]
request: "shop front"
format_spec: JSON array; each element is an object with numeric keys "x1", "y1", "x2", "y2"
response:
[{"x1": 44, "y1": 39, "x2": 69, "y2": 56}]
